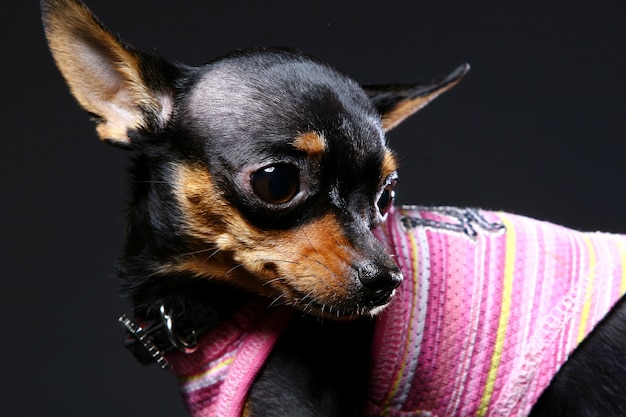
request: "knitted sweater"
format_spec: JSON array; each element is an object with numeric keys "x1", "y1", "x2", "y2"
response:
[
  {"x1": 369, "y1": 206, "x2": 626, "y2": 416},
  {"x1": 168, "y1": 300, "x2": 291, "y2": 417},
  {"x1": 168, "y1": 206, "x2": 626, "y2": 417}
]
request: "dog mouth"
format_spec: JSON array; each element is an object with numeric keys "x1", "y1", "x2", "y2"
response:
[
  {"x1": 252, "y1": 254, "x2": 404, "y2": 318},
  {"x1": 267, "y1": 275, "x2": 401, "y2": 319}
]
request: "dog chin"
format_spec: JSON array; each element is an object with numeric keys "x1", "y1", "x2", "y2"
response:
[
  {"x1": 290, "y1": 288, "x2": 397, "y2": 320},
  {"x1": 368, "y1": 302, "x2": 393, "y2": 317},
  {"x1": 367, "y1": 288, "x2": 397, "y2": 317}
]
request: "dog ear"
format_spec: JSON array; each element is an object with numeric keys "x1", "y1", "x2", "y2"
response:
[
  {"x1": 363, "y1": 64, "x2": 470, "y2": 132},
  {"x1": 41, "y1": 0, "x2": 175, "y2": 147}
]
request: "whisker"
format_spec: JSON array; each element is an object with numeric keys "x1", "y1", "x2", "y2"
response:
[
  {"x1": 300, "y1": 292, "x2": 311, "y2": 302},
  {"x1": 252, "y1": 257, "x2": 323, "y2": 283},
  {"x1": 268, "y1": 294, "x2": 287, "y2": 308},
  {"x1": 263, "y1": 276, "x2": 287, "y2": 286},
  {"x1": 205, "y1": 248, "x2": 222, "y2": 262},
  {"x1": 179, "y1": 247, "x2": 221, "y2": 258},
  {"x1": 262, "y1": 275, "x2": 317, "y2": 287},
  {"x1": 300, "y1": 229, "x2": 336, "y2": 273},
  {"x1": 225, "y1": 264, "x2": 243, "y2": 276},
  {"x1": 257, "y1": 249, "x2": 332, "y2": 274},
  {"x1": 301, "y1": 229, "x2": 320, "y2": 255},
  {"x1": 261, "y1": 258, "x2": 298, "y2": 265}
]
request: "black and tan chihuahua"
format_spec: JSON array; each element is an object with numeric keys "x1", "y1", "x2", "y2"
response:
[{"x1": 42, "y1": 0, "x2": 626, "y2": 416}]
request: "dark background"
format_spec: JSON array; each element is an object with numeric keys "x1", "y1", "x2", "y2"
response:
[{"x1": 3, "y1": 0, "x2": 625, "y2": 415}]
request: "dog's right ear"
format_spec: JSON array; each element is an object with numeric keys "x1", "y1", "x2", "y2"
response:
[{"x1": 41, "y1": 0, "x2": 175, "y2": 148}]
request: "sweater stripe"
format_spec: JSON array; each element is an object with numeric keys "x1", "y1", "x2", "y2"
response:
[
  {"x1": 381, "y1": 208, "x2": 428, "y2": 413},
  {"x1": 477, "y1": 213, "x2": 516, "y2": 416},
  {"x1": 617, "y1": 237, "x2": 626, "y2": 296},
  {"x1": 577, "y1": 236, "x2": 596, "y2": 344}
]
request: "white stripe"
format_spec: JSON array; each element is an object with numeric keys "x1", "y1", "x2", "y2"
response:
[{"x1": 392, "y1": 209, "x2": 430, "y2": 408}]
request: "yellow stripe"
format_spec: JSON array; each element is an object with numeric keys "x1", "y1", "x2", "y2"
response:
[
  {"x1": 382, "y1": 209, "x2": 421, "y2": 414},
  {"x1": 477, "y1": 213, "x2": 516, "y2": 416},
  {"x1": 181, "y1": 356, "x2": 235, "y2": 383},
  {"x1": 577, "y1": 236, "x2": 596, "y2": 344}
]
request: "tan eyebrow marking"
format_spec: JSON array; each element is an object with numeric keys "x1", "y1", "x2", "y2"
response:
[{"x1": 293, "y1": 131, "x2": 326, "y2": 156}]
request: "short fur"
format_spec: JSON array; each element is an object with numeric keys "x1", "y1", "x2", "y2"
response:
[{"x1": 42, "y1": 0, "x2": 626, "y2": 416}]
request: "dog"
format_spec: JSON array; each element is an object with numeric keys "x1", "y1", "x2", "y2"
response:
[{"x1": 42, "y1": 0, "x2": 626, "y2": 416}]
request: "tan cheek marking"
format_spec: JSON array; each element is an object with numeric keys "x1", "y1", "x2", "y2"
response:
[
  {"x1": 292, "y1": 131, "x2": 326, "y2": 156},
  {"x1": 168, "y1": 163, "x2": 360, "y2": 306},
  {"x1": 171, "y1": 163, "x2": 231, "y2": 242},
  {"x1": 234, "y1": 213, "x2": 359, "y2": 308},
  {"x1": 156, "y1": 252, "x2": 266, "y2": 294},
  {"x1": 159, "y1": 163, "x2": 273, "y2": 292},
  {"x1": 381, "y1": 150, "x2": 398, "y2": 180},
  {"x1": 168, "y1": 165, "x2": 357, "y2": 305}
]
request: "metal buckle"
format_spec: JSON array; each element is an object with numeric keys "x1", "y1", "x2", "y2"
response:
[
  {"x1": 118, "y1": 314, "x2": 171, "y2": 370},
  {"x1": 119, "y1": 302, "x2": 216, "y2": 368},
  {"x1": 159, "y1": 304, "x2": 198, "y2": 354}
]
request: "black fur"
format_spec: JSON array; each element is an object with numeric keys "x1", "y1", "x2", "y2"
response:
[
  {"x1": 530, "y1": 297, "x2": 626, "y2": 417},
  {"x1": 248, "y1": 316, "x2": 373, "y2": 417},
  {"x1": 42, "y1": 1, "x2": 626, "y2": 416}
]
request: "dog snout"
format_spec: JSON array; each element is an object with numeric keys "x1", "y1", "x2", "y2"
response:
[{"x1": 356, "y1": 261, "x2": 403, "y2": 307}]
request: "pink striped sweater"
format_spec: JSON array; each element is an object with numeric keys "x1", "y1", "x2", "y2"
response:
[{"x1": 168, "y1": 206, "x2": 626, "y2": 417}]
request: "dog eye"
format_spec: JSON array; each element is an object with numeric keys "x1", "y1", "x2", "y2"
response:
[
  {"x1": 251, "y1": 164, "x2": 300, "y2": 205},
  {"x1": 377, "y1": 182, "x2": 396, "y2": 216}
]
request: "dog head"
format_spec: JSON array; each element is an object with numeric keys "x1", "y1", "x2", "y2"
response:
[{"x1": 42, "y1": 0, "x2": 468, "y2": 317}]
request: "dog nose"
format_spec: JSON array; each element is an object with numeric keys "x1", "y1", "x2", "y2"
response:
[{"x1": 357, "y1": 262, "x2": 403, "y2": 307}]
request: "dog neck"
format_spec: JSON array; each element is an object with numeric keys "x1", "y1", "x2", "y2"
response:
[{"x1": 167, "y1": 300, "x2": 292, "y2": 417}]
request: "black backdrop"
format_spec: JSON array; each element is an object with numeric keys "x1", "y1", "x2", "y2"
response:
[{"x1": 3, "y1": 1, "x2": 625, "y2": 415}]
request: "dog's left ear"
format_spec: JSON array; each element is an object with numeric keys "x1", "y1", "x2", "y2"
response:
[
  {"x1": 363, "y1": 63, "x2": 470, "y2": 132},
  {"x1": 41, "y1": 0, "x2": 175, "y2": 147}
]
